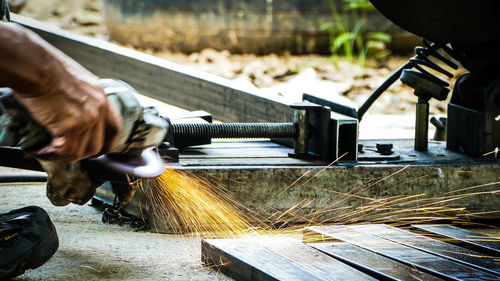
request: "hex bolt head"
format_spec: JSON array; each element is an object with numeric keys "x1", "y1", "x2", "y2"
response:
[
  {"x1": 358, "y1": 144, "x2": 364, "y2": 153},
  {"x1": 376, "y1": 143, "x2": 393, "y2": 155}
]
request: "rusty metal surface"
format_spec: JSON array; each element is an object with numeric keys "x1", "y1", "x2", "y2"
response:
[{"x1": 90, "y1": 138, "x2": 500, "y2": 233}]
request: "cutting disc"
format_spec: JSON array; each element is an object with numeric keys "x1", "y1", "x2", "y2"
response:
[{"x1": 96, "y1": 147, "x2": 165, "y2": 178}]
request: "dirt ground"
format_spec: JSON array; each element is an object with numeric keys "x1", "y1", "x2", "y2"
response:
[
  {"x1": 16, "y1": 0, "x2": 464, "y2": 116},
  {"x1": 0, "y1": 168, "x2": 231, "y2": 281}
]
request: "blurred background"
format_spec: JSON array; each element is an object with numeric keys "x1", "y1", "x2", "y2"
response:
[{"x1": 12, "y1": 0, "x2": 461, "y2": 117}]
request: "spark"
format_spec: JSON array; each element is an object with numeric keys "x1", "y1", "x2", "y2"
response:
[
  {"x1": 137, "y1": 155, "x2": 499, "y2": 246},
  {"x1": 142, "y1": 169, "x2": 263, "y2": 237}
]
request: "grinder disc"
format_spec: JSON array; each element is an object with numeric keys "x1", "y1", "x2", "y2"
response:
[{"x1": 95, "y1": 147, "x2": 165, "y2": 178}]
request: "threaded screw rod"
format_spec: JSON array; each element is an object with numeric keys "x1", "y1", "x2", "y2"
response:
[{"x1": 172, "y1": 123, "x2": 297, "y2": 139}]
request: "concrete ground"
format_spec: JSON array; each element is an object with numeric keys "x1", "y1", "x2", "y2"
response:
[{"x1": 0, "y1": 168, "x2": 231, "y2": 281}]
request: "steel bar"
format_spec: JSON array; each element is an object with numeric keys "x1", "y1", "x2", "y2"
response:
[
  {"x1": 352, "y1": 224, "x2": 500, "y2": 275},
  {"x1": 202, "y1": 239, "x2": 329, "y2": 281},
  {"x1": 415, "y1": 98, "x2": 429, "y2": 151},
  {"x1": 308, "y1": 242, "x2": 442, "y2": 281},
  {"x1": 413, "y1": 224, "x2": 500, "y2": 256},
  {"x1": 305, "y1": 225, "x2": 500, "y2": 280},
  {"x1": 202, "y1": 238, "x2": 374, "y2": 281}
]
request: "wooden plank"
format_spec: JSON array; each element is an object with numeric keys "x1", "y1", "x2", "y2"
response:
[
  {"x1": 413, "y1": 224, "x2": 500, "y2": 256},
  {"x1": 308, "y1": 242, "x2": 443, "y2": 281},
  {"x1": 13, "y1": 15, "x2": 294, "y2": 123},
  {"x1": 305, "y1": 225, "x2": 500, "y2": 281},
  {"x1": 352, "y1": 224, "x2": 500, "y2": 276},
  {"x1": 202, "y1": 238, "x2": 375, "y2": 281}
]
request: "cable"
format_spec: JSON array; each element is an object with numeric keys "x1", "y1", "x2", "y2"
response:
[{"x1": 357, "y1": 41, "x2": 458, "y2": 121}]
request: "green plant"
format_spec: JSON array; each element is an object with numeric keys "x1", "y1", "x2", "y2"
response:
[{"x1": 320, "y1": 0, "x2": 392, "y2": 67}]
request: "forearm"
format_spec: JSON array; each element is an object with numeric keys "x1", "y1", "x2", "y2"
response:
[{"x1": 0, "y1": 22, "x2": 95, "y2": 96}]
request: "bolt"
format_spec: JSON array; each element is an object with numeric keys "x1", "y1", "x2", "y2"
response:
[
  {"x1": 376, "y1": 143, "x2": 393, "y2": 155},
  {"x1": 358, "y1": 144, "x2": 364, "y2": 153},
  {"x1": 172, "y1": 123, "x2": 297, "y2": 139}
]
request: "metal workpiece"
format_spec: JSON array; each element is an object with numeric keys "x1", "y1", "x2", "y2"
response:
[
  {"x1": 413, "y1": 224, "x2": 500, "y2": 256},
  {"x1": 289, "y1": 101, "x2": 333, "y2": 160},
  {"x1": 415, "y1": 98, "x2": 430, "y2": 151},
  {"x1": 306, "y1": 226, "x2": 499, "y2": 281},
  {"x1": 205, "y1": 224, "x2": 500, "y2": 281},
  {"x1": 93, "y1": 139, "x2": 500, "y2": 233},
  {"x1": 290, "y1": 98, "x2": 359, "y2": 163},
  {"x1": 168, "y1": 98, "x2": 358, "y2": 163},
  {"x1": 308, "y1": 242, "x2": 442, "y2": 281}
]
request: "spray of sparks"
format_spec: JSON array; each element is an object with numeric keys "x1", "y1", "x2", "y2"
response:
[
  {"x1": 135, "y1": 161, "x2": 500, "y2": 240},
  {"x1": 141, "y1": 169, "x2": 262, "y2": 237}
]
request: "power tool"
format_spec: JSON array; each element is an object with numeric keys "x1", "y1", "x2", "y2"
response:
[{"x1": 0, "y1": 79, "x2": 168, "y2": 206}]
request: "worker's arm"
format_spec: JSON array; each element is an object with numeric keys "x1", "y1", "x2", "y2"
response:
[{"x1": 0, "y1": 22, "x2": 122, "y2": 162}]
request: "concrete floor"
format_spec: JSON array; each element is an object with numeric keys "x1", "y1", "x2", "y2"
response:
[{"x1": 0, "y1": 168, "x2": 231, "y2": 281}]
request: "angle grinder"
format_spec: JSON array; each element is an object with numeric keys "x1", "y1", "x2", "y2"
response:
[{"x1": 0, "y1": 79, "x2": 168, "y2": 206}]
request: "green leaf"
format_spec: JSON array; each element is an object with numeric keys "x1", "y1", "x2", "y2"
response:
[
  {"x1": 368, "y1": 32, "x2": 392, "y2": 43},
  {"x1": 343, "y1": 0, "x2": 374, "y2": 10},
  {"x1": 332, "y1": 32, "x2": 354, "y2": 51}
]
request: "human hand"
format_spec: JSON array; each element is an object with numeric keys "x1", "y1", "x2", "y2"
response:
[
  {"x1": 14, "y1": 75, "x2": 122, "y2": 162},
  {"x1": 0, "y1": 23, "x2": 122, "y2": 162}
]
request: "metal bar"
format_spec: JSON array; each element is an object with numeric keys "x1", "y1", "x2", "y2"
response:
[
  {"x1": 413, "y1": 224, "x2": 500, "y2": 256},
  {"x1": 415, "y1": 98, "x2": 429, "y2": 151},
  {"x1": 13, "y1": 15, "x2": 294, "y2": 124},
  {"x1": 352, "y1": 224, "x2": 500, "y2": 275},
  {"x1": 305, "y1": 225, "x2": 500, "y2": 281},
  {"x1": 253, "y1": 237, "x2": 375, "y2": 280},
  {"x1": 202, "y1": 238, "x2": 334, "y2": 281},
  {"x1": 308, "y1": 242, "x2": 442, "y2": 281}
]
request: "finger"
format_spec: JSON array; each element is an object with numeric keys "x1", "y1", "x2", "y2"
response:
[
  {"x1": 100, "y1": 104, "x2": 122, "y2": 154},
  {"x1": 83, "y1": 117, "x2": 105, "y2": 158},
  {"x1": 74, "y1": 126, "x2": 96, "y2": 160},
  {"x1": 34, "y1": 136, "x2": 67, "y2": 161}
]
